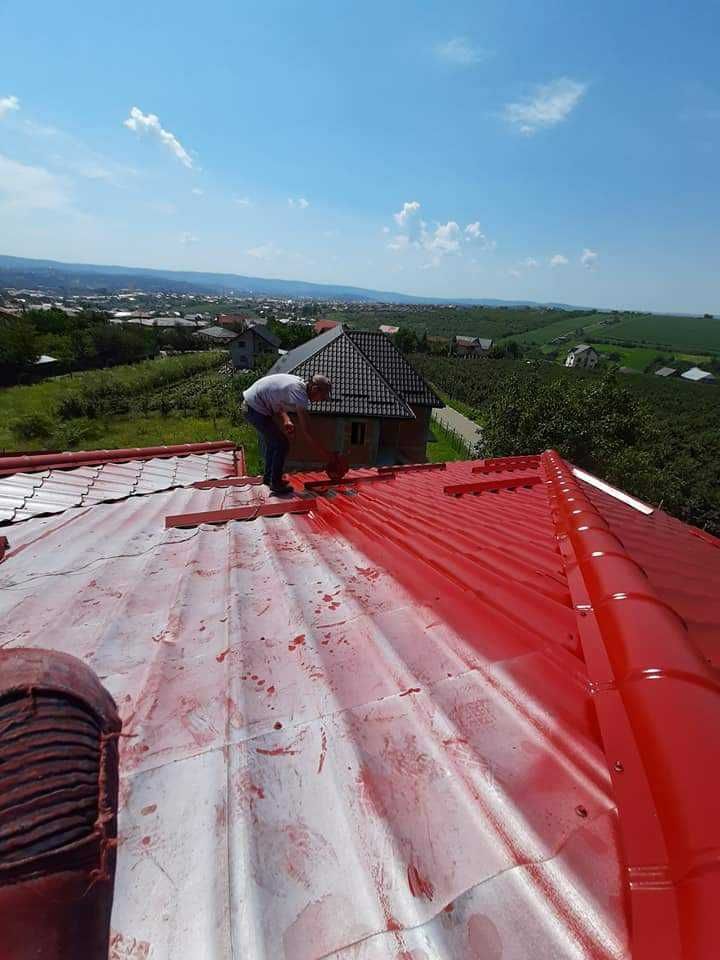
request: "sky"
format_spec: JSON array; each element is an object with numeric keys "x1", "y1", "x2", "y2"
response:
[{"x1": 0, "y1": 0, "x2": 718, "y2": 313}]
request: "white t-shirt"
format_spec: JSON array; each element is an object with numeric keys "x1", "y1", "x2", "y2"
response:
[{"x1": 243, "y1": 374, "x2": 310, "y2": 416}]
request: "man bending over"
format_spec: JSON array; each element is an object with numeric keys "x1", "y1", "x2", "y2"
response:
[{"x1": 242, "y1": 372, "x2": 332, "y2": 494}]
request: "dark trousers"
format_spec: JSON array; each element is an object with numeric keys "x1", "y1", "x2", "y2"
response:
[{"x1": 243, "y1": 403, "x2": 289, "y2": 488}]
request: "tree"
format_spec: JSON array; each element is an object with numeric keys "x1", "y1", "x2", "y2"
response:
[
  {"x1": 0, "y1": 316, "x2": 39, "y2": 384},
  {"x1": 481, "y1": 372, "x2": 660, "y2": 499},
  {"x1": 394, "y1": 327, "x2": 418, "y2": 354}
]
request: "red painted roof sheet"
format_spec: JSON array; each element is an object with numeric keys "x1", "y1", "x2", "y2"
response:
[{"x1": 0, "y1": 452, "x2": 718, "y2": 959}]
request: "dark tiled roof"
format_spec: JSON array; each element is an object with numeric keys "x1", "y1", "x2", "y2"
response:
[
  {"x1": 269, "y1": 325, "x2": 343, "y2": 374},
  {"x1": 193, "y1": 325, "x2": 238, "y2": 342},
  {"x1": 347, "y1": 330, "x2": 442, "y2": 407},
  {"x1": 250, "y1": 324, "x2": 280, "y2": 347},
  {"x1": 269, "y1": 326, "x2": 440, "y2": 418},
  {"x1": 294, "y1": 332, "x2": 413, "y2": 419}
]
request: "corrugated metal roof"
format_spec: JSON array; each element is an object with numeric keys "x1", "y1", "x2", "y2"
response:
[
  {"x1": 0, "y1": 444, "x2": 237, "y2": 525},
  {"x1": 1, "y1": 452, "x2": 718, "y2": 958}
]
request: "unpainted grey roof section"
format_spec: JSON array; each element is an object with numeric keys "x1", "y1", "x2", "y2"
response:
[{"x1": 655, "y1": 367, "x2": 677, "y2": 377}]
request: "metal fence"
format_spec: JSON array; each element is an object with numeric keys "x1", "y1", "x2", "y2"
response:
[{"x1": 430, "y1": 414, "x2": 479, "y2": 459}]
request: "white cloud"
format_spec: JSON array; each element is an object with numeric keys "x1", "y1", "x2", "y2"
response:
[
  {"x1": 464, "y1": 221, "x2": 494, "y2": 249},
  {"x1": 387, "y1": 234, "x2": 410, "y2": 252},
  {"x1": 388, "y1": 204, "x2": 494, "y2": 261},
  {"x1": 191, "y1": 187, "x2": 204, "y2": 196},
  {"x1": 435, "y1": 38, "x2": 487, "y2": 66},
  {"x1": 505, "y1": 78, "x2": 587, "y2": 135},
  {"x1": 233, "y1": 195, "x2": 251, "y2": 206},
  {"x1": 581, "y1": 247, "x2": 598, "y2": 269},
  {"x1": 508, "y1": 268, "x2": 522, "y2": 278},
  {"x1": 0, "y1": 153, "x2": 71, "y2": 210},
  {"x1": 0, "y1": 95, "x2": 20, "y2": 118},
  {"x1": 424, "y1": 220, "x2": 462, "y2": 254},
  {"x1": 550, "y1": 253, "x2": 569, "y2": 267},
  {"x1": 180, "y1": 232, "x2": 198, "y2": 245},
  {"x1": 123, "y1": 106, "x2": 193, "y2": 167},
  {"x1": 523, "y1": 257, "x2": 539, "y2": 268},
  {"x1": 288, "y1": 196, "x2": 309, "y2": 209},
  {"x1": 393, "y1": 200, "x2": 420, "y2": 227},
  {"x1": 247, "y1": 242, "x2": 283, "y2": 260}
]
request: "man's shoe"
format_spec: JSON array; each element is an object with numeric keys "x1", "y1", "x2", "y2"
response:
[{"x1": 270, "y1": 483, "x2": 294, "y2": 496}]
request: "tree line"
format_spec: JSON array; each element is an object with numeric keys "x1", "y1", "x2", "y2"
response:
[{"x1": 0, "y1": 308, "x2": 216, "y2": 386}]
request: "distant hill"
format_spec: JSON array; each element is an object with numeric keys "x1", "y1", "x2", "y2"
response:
[{"x1": 0, "y1": 254, "x2": 583, "y2": 309}]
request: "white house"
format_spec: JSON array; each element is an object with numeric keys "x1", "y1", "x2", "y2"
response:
[{"x1": 565, "y1": 344, "x2": 599, "y2": 369}]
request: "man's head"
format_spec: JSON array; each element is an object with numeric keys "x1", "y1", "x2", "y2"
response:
[{"x1": 307, "y1": 374, "x2": 332, "y2": 402}]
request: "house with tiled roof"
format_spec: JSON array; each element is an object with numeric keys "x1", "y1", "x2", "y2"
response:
[
  {"x1": 268, "y1": 325, "x2": 442, "y2": 467},
  {"x1": 194, "y1": 322, "x2": 279, "y2": 370},
  {"x1": 1, "y1": 442, "x2": 718, "y2": 959}
]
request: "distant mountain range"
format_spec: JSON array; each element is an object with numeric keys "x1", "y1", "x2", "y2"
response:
[{"x1": 0, "y1": 253, "x2": 585, "y2": 309}]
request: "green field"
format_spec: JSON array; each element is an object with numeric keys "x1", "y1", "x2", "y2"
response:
[
  {"x1": 594, "y1": 314, "x2": 720, "y2": 352},
  {"x1": 334, "y1": 305, "x2": 592, "y2": 342},
  {"x1": 503, "y1": 312, "x2": 601, "y2": 346},
  {"x1": 578, "y1": 343, "x2": 659, "y2": 371}
]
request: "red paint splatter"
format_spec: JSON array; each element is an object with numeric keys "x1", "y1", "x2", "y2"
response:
[
  {"x1": 356, "y1": 566, "x2": 380, "y2": 581},
  {"x1": 257, "y1": 745, "x2": 298, "y2": 756},
  {"x1": 216, "y1": 647, "x2": 230, "y2": 663},
  {"x1": 407, "y1": 864, "x2": 434, "y2": 901},
  {"x1": 274, "y1": 721, "x2": 283, "y2": 730},
  {"x1": 266, "y1": 685, "x2": 276, "y2": 695},
  {"x1": 317, "y1": 728, "x2": 327, "y2": 774},
  {"x1": 288, "y1": 633, "x2": 306, "y2": 652},
  {"x1": 140, "y1": 804, "x2": 157, "y2": 816},
  {"x1": 141, "y1": 836, "x2": 152, "y2": 846},
  {"x1": 399, "y1": 687, "x2": 421, "y2": 697}
]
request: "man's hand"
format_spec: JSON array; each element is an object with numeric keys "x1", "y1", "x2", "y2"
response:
[{"x1": 281, "y1": 415, "x2": 295, "y2": 437}]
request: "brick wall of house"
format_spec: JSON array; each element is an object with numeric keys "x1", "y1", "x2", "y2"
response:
[
  {"x1": 285, "y1": 416, "x2": 381, "y2": 470},
  {"x1": 397, "y1": 406, "x2": 431, "y2": 463},
  {"x1": 283, "y1": 409, "x2": 430, "y2": 470}
]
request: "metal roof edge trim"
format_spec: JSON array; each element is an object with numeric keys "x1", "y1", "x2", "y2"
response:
[
  {"x1": 0, "y1": 441, "x2": 239, "y2": 477},
  {"x1": 541, "y1": 448, "x2": 720, "y2": 960}
]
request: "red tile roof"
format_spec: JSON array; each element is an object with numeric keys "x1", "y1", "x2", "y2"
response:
[{"x1": 0, "y1": 451, "x2": 717, "y2": 959}]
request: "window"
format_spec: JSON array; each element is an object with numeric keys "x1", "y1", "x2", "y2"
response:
[{"x1": 351, "y1": 422, "x2": 366, "y2": 445}]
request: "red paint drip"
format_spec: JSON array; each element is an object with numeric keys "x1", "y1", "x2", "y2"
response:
[
  {"x1": 399, "y1": 687, "x2": 421, "y2": 697},
  {"x1": 317, "y1": 728, "x2": 327, "y2": 774},
  {"x1": 257, "y1": 745, "x2": 298, "y2": 757},
  {"x1": 407, "y1": 863, "x2": 434, "y2": 901},
  {"x1": 216, "y1": 647, "x2": 230, "y2": 663}
]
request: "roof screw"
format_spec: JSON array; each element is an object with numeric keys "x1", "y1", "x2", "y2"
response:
[
  {"x1": 613, "y1": 761, "x2": 624, "y2": 773},
  {"x1": 575, "y1": 804, "x2": 588, "y2": 818}
]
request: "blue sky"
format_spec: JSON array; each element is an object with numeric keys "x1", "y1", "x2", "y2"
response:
[{"x1": 0, "y1": 0, "x2": 718, "y2": 312}]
